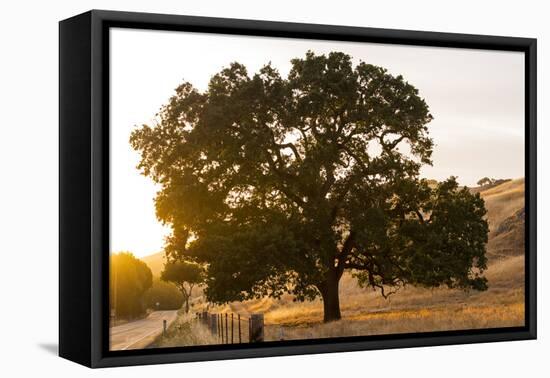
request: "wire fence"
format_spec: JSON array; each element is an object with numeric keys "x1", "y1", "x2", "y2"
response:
[{"x1": 196, "y1": 311, "x2": 264, "y2": 343}]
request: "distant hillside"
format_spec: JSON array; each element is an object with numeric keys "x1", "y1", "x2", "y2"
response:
[
  {"x1": 478, "y1": 178, "x2": 525, "y2": 230},
  {"x1": 470, "y1": 178, "x2": 511, "y2": 195},
  {"x1": 479, "y1": 178, "x2": 525, "y2": 259},
  {"x1": 141, "y1": 251, "x2": 166, "y2": 277}
]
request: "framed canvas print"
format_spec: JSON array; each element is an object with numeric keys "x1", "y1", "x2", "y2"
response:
[{"x1": 59, "y1": 10, "x2": 537, "y2": 368}]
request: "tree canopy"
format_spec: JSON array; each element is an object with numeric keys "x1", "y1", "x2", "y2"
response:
[
  {"x1": 161, "y1": 260, "x2": 203, "y2": 313},
  {"x1": 131, "y1": 51, "x2": 489, "y2": 322}
]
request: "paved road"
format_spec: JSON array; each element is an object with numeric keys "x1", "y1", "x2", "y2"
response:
[{"x1": 110, "y1": 310, "x2": 178, "y2": 350}]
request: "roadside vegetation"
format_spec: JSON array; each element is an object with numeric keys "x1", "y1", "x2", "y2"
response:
[{"x1": 148, "y1": 311, "x2": 217, "y2": 348}]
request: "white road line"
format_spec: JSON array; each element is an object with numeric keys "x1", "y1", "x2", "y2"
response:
[
  {"x1": 109, "y1": 310, "x2": 178, "y2": 350},
  {"x1": 121, "y1": 326, "x2": 164, "y2": 350}
]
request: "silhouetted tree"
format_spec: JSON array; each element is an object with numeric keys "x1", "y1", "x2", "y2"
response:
[
  {"x1": 131, "y1": 51, "x2": 489, "y2": 322},
  {"x1": 160, "y1": 261, "x2": 203, "y2": 313}
]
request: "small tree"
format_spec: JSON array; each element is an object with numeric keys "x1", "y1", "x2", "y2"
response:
[
  {"x1": 160, "y1": 260, "x2": 203, "y2": 313},
  {"x1": 477, "y1": 177, "x2": 494, "y2": 187}
]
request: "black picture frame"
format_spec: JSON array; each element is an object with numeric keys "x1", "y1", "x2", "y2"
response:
[{"x1": 59, "y1": 9, "x2": 537, "y2": 368}]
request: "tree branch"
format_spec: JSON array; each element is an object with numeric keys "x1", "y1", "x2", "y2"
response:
[
  {"x1": 296, "y1": 126, "x2": 311, "y2": 153},
  {"x1": 275, "y1": 142, "x2": 302, "y2": 162},
  {"x1": 340, "y1": 231, "x2": 356, "y2": 258},
  {"x1": 320, "y1": 166, "x2": 336, "y2": 197},
  {"x1": 341, "y1": 145, "x2": 370, "y2": 175},
  {"x1": 380, "y1": 133, "x2": 406, "y2": 153},
  {"x1": 329, "y1": 177, "x2": 356, "y2": 221},
  {"x1": 263, "y1": 151, "x2": 305, "y2": 206},
  {"x1": 415, "y1": 210, "x2": 425, "y2": 224}
]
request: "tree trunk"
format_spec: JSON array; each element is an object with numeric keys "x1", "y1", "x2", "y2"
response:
[
  {"x1": 187, "y1": 285, "x2": 193, "y2": 314},
  {"x1": 319, "y1": 270, "x2": 342, "y2": 322},
  {"x1": 179, "y1": 285, "x2": 189, "y2": 313}
]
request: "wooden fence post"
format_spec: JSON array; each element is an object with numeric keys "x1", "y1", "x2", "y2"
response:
[
  {"x1": 238, "y1": 314, "x2": 242, "y2": 343},
  {"x1": 249, "y1": 314, "x2": 264, "y2": 343},
  {"x1": 210, "y1": 313, "x2": 218, "y2": 336},
  {"x1": 163, "y1": 319, "x2": 167, "y2": 337},
  {"x1": 231, "y1": 313, "x2": 234, "y2": 344},
  {"x1": 202, "y1": 311, "x2": 208, "y2": 325},
  {"x1": 220, "y1": 314, "x2": 223, "y2": 343},
  {"x1": 225, "y1": 313, "x2": 228, "y2": 343}
]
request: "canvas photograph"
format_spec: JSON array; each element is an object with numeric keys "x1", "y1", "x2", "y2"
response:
[{"x1": 108, "y1": 27, "x2": 526, "y2": 352}]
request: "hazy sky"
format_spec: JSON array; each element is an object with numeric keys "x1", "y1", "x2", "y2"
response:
[{"x1": 110, "y1": 28, "x2": 525, "y2": 258}]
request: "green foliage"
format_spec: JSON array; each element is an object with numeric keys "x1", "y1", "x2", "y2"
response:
[
  {"x1": 353, "y1": 177, "x2": 488, "y2": 293},
  {"x1": 160, "y1": 260, "x2": 203, "y2": 313},
  {"x1": 161, "y1": 260, "x2": 203, "y2": 286},
  {"x1": 143, "y1": 279, "x2": 185, "y2": 310},
  {"x1": 110, "y1": 252, "x2": 153, "y2": 319},
  {"x1": 131, "y1": 51, "x2": 489, "y2": 321}
]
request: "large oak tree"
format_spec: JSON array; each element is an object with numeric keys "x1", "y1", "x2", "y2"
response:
[{"x1": 131, "y1": 51, "x2": 489, "y2": 322}]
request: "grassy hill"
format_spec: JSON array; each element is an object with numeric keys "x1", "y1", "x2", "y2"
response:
[
  {"x1": 479, "y1": 178, "x2": 525, "y2": 260},
  {"x1": 480, "y1": 178, "x2": 524, "y2": 232}
]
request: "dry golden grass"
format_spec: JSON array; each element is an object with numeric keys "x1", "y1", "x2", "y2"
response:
[
  {"x1": 148, "y1": 311, "x2": 218, "y2": 348},
  {"x1": 155, "y1": 257, "x2": 525, "y2": 346},
  {"x1": 480, "y1": 178, "x2": 524, "y2": 232},
  {"x1": 479, "y1": 178, "x2": 525, "y2": 260},
  {"x1": 201, "y1": 254, "x2": 525, "y2": 342},
  {"x1": 264, "y1": 302, "x2": 524, "y2": 341}
]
